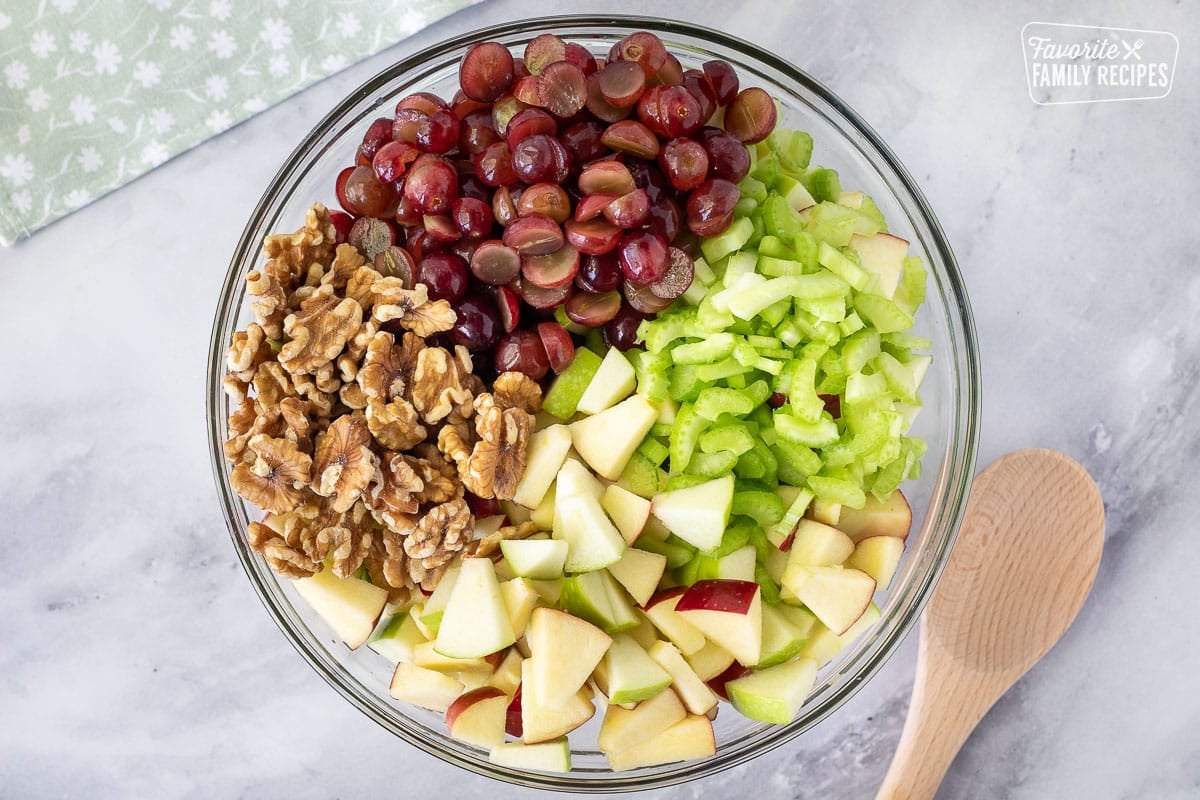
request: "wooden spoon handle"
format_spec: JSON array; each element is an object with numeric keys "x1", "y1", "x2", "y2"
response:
[{"x1": 875, "y1": 624, "x2": 994, "y2": 800}]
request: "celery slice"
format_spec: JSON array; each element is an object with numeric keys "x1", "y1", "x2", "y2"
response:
[
  {"x1": 695, "y1": 387, "x2": 757, "y2": 420},
  {"x1": 731, "y1": 490, "x2": 785, "y2": 527},
  {"x1": 806, "y1": 474, "x2": 867, "y2": 509},
  {"x1": 672, "y1": 333, "x2": 736, "y2": 364},
  {"x1": 817, "y1": 241, "x2": 872, "y2": 291},
  {"x1": 699, "y1": 424, "x2": 756, "y2": 456},
  {"x1": 854, "y1": 293, "x2": 915, "y2": 334},
  {"x1": 700, "y1": 216, "x2": 754, "y2": 263},
  {"x1": 774, "y1": 414, "x2": 840, "y2": 447},
  {"x1": 686, "y1": 450, "x2": 739, "y2": 478},
  {"x1": 669, "y1": 403, "x2": 707, "y2": 473}
]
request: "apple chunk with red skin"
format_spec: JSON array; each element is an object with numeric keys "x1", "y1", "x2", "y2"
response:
[
  {"x1": 674, "y1": 580, "x2": 763, "y2": 667},
  {"x1": 642, "y1": 587, "x2": 707, "y2": 655},
  {"x1": 445, "y1": 686, "x2": 509, "y2": 750}
]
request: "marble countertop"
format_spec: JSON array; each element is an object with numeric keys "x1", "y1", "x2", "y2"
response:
[{"x1": 3, "y1": 1, "x2": 1197, "y2": 797}]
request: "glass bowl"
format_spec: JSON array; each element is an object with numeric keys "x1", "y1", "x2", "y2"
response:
[{"x1": 206, "y1": 14, "x2": 980, "y2": 792}]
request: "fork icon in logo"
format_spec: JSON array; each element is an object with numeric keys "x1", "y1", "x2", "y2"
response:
[{"x1": 1122, "y1": 38, "x2": 1145, "y2": 60}]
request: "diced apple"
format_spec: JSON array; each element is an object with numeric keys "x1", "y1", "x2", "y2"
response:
[
  {"x1": 418, "y1": 565, "x2": 462, "y2": 635},
  {"x1": 837, "y1": 190, "x2": 864, "y2": 209},
  {"x1": 764, "y1": 545, "x2": 789, "y2": 584},
  {"x1": 530, "y1": 481, "x2": 556, "y2": 530},
  {"x1": 726, "y1": 658, "x2": 818, "y2": 725},
  {"x1": 528, "y1": 578, "x2": 562, "y2": 607},
  {"x1": 797, "y1": 603, "x2": 881, "y2": 666},
  {"x1": 576, "y1": 347, "x2": 636, "y2": 415},
  {"x1": 500, "y1": 577, "x2": 540, "y2": 638},
  {"x1": 390, "y1": 662, "x2": 464, "y2": 712},
  {"x1": 602, "y1": 483, "x2": 652, "y2": 544},
  {"x1": 413, "y1": 641, "x2": 493, "y2": 674},
  {"x1": 606, "y1": 714, "x2": 716, "y2": 771},
  {"x1": 604, "y1": 634, "x2": 673, "y2": 705},
  {"x1": 782, "y1": 566, "x2": 876, "y2": 635},
  {"x1": 489, "y1": 738, "x2": 571, "y2": 772},
  {"x1": 716, "y1": 545, "x2": 757, "y2": 582},
  {"x1": 836, "y1": 489, "x2": 912, "y2": 542},
  {"x1": 706, "y1": 660, "x2": 752, "y2": 701},
  {"x1": 628, "y1": 611, "x2": 662, "y2": 651},
  {"x1": 569, "y1": 395, "x2": 659, "y2": 480},
  {"x1": 786, "y1": 519, "x2": 855, "y2": 567},
  {"x1": 555, "y1": 457, "x2": 605, "y2": 502},
  {"x1": 445, "y1": 686, "x2": 509, "y2": 749},
  {"x1": 846, "y1": 536, "x2": 906, "y2": 589},
  {"x1": 849, "y1": 232, "x2": 909, "y2": 299},
  {"x1": 292, "y1": 568, "x2": 388, "y2": 650},
  {"x1": 521, "y1": 659, "x2": 597, "y2": 741},
  {"x1": 776, "y1": 604, "x2": 819, "y2": 639},
  {"x1": 368, "y1": 613, "x2": 427, "y2": 664},
  {"x1": 607, "y1": 547, "x2": 668, "y2": 606},
  {"x1": 650, "y1": 473, "x2": 735, "y2": 552},
  {"x1": 435, "y1": 558, "x2": 515, "y2": 659},
  {"x1": 555, "y1": 492, "x2": 627, "y2": 573},
  {"x1": 499, "y1": 499, "x2": 533, "y2": 526},
  {"x1": 675, "y1": 580, "x2": 763, "y2": 667},
  {"x1": 512, "y1": 424, "x2": 574, "y2": 509},
  {"x1": 684, "y1": 639, "x2": 735, "y2": 681},
  {"x1": 643, "y1": 588, "x2": 707, "y2": 655},
  {"x1": 561, "y1": 570, "x2": 639, "y2": 634},
  {"x1": 767, "y1": 486, "x2": 813, "y2": 547},
  {"x1": 500, "y1": 538, "x2": 568, "y2": 580},
  {"x1": 526, "y1": 608, "x2": 612, "y2": 709},
  {"x1": 756, "y1": 603, "x2": 808, "y2": 668},
  {"x1": 647, "y1": 640, "x2": 718, "y2": 716},
  {"x1": 408, "y1": 603, "x2": 437, "y2": 640},
  {"x1": 598, "y1": 687, "x2": 687, "y2": 754},
  {"x1": 809, "y1": 498, "x2": 842, "y2": 526},
  {"x1": 488, "y1": 648, "x2": 524, "y2": 696}
]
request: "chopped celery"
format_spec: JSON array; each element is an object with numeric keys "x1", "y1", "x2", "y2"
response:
[
  {"x1": 636, "y1": 437, "x2": 670, "y2": 467},
  {"x1": 774, "y1": 414, "x2": 840, "y2": 448},
  {"x1": 633, "y1": 348, "x2": 672, "y2": 402},
  {"x1": 854, "y1": 293, "x2": 915, "y2": 334},
  {"x1": 757, "y1": 235, "x2": 792, "y2": 259},
  {"x1": 757, "y1": 254, "x2": 806, "y2": 277},
  {"x1": 669, "y1": 402, "x2": 707, "y2": 473},
  {"x1": 817, "y1": 241, "x2": 872, "y2": 291},
  {"x1": 738, "y1": 175, "x2": 769, "y2": 202},
  {"x1": 672, "y1": 333, "x2": 736, "y2": 364},
  {"x1": 669, "y1": 364, "x2": 704, "y2": 402},
  {"x1": 665, "y1": 473, "x2": 711, "y2": 491},
  {"x1": 700, "y1": 216, "x2": 754, "y2": 263},
  {"x1": 687, "y1": 450, "x2": 740, "y2": 478},
  {"x1": 773, "y1": 440, "x2": 823, "y2": 485},
  {"x1": 693, "y1": 256, "x2": 717, "y2": 286},
  {"x1": 841, "y1": 329, "x2": 881, "y2": 373},
  {"x1": 894, "y1": 255, "x2": 928, "y2": 315},
  {"x1": 769, "y1": 128, "x2": 813, "y2": 171},
  {"x1": 722, "y1": 251, "x2": 759, "y2": 287},
  {"x1": 805, "y1": 167, "x2": 842, "y2": 203},
  {"x1": 806, "y1": 474, "x2": 867, "y2": 509},
  {"x1": 750, "y1": 151, "x2": 780, "y2": 184},
  {"x1": 712, "y1": 517, "x2": 755, "y2": 557},
  {"x1": 542, "y1": 347, "x2": 602, "y2": 419},
  {"x1": 695, "y1": 387, "x2": 757, "y2": 420},
  {"x1": 731, "y1": 490, "x2": 785, "y2": 527},
  {"x1": 634, "y1": 534, "x2": 695, "y2": 569},
  {"x1": 617, "y1": 452, "x2": 666, "y2": 499},
  {"x1": 699, "y1": 424, "x2": 756, "y2": 456},
  {"x1": 805, "y1": 201, "x2": 879, "y2": 247},
  {"x1": 754, "y1": 564, "x2": 783, "y2": 605},
  {"x1": 762, "y1": 194, "x2": 805, "y2": 244},
  {"x1": 696, "y1": 358, "x2": 752, "y2": 382}
]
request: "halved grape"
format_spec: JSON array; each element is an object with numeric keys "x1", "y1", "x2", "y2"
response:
[
  {"x1": 574, "y1": 192, "x2": 617, "y2": 222},
  {"x1": 646, "y1": 197, "x2": 683, "y2": 242},
  {"x1": 417, "y1": 251, "x2": 469, "y2": 303},
  {"x1": 565, "y1": 290, "x2": 622, "y2": 327},
  {"x1": 563, "y1": 42, "x2": 598, "y2": 76},
  {"x1": 358, "y1": 117, "x2": 395, "y2": 163},
  {"x1": 452, "y1": 293, "x2": 502, "y2": 352},
  {"x1": 459, "y1": 110, "x2": 501, "y2": 156},
  {"x1": 537, "y1": 321, "x2": 576, "y2": 373},
  {"x1": 565, "y1": 218, "x2": 622, "y2": 255},
  {"x1": 681, "y1": 70, "x2": 717, "y2": 122},
  {"x1": 537, "y1": 61, "x2": 587, "y2": 118},
  {"x1": 494, "y1": 283, "x2": 521, "y2": 332},
  {"x1": 459, "y1": 42, "x2": 515, "y2": 102},
  {"x1": 648, "y1": 247, "x2": 694, "y2": 299},
  {"x1": 505, "y1": 108, "x2": 557, "y2": 148},
  {"x1": 618, "y1": 230, "x2": 670, "y2": 285},
  {"x1": 577, "y1": 160, "x2": 636, "y2": 196},
  {"x1": 403, "y1": 157, "x2": 458, "y2": 215},
  {"x1": 373, "y1": 140, "x2": 420, "y2": 183},
  {"x1": 585, "y1": 72, "x2": 633, "y2": 123},
  {"x1": 470, "y1": 240, "x2": 522, "y2": 285},
  {"x1": 517, "y1": 182, "x2": 571, "y2": 224},
  {"x1": 513, "y1": 75, "x2": 544, "y2": 107},
  {"x1": 658, "y1": 138, "x2": 710, "y2": 191},
  {"x1": 724, "y1": 87, "x2": 777, "y2": 144},
  {"x1": 699, "y1": 130, "x2": 751, "y2": 182},
  {"x1": 373, "y1": 246, "x2": 416, "y2": 287},
  {"x1": 491, "y1": 185, "x2": 520, "y2": 227},
  {"x1": 702, "y1": 60, "x2": 739, "y2": 105},
  {"x1": 494, "y1": 329, "x2": 550, "y2": 380},
  {"x1": 604, "y1": 302, "x2": 648, "y2": 350},
  {"x1": 559, "y1": 120, "x2": 607, "y2": 163},
  {"x1": 524, "y1": 33, "x2": 567, "y2": 75},
  {"x1": 405, "y1": 226, "x2": 443, "y2": 262},
  {"x1": 396, "y1": 91, "x2": 450, "y2": 116},
  {"x1": 576, "y1": 252, "x2": 624, "y2": 292},
  {"x1": 609, "y1": 32, "x2": 668, "y2": 78},
  {"x1": 341, "y1": 165, "x2": 399, "y2": 217},
  {"x1": 623, "y1": 278, "x2": 675, "y2": 313},
  {"x1": 522, "y1": 243, "x2": 580, "y2": 288},
  {"x1": 502, "y1": 214, "x2": 564, "y2": 255},
  {"x1": 604, "y1": 187, "x2": 651, "y2": 229},
  {"x1": 422, "y1": 214, "x2": 461, "y2": 244},
  {"x1": 639, "y1": 84, "x2": 704, "y2": 138},
  {"x1": 474, "y1": 141, "x2": 518, "y2": 187},
  {"x1": 596, "y1": 60, "x2": 646, "y2": 108},
  {"x1": 685, "y1": 178, "x2": 739, "y2": 236},
  {"x1": 451, "y1": 196, "x2": 494, "y2": 238},
  {"x1": 394, "y1": 194, "x2": 422, "y2": 227},
  {"x1": 492, "y1": 94, "x2": 528, "y2": 135},
  {"x1": 652, "y1": 54, "x2": 684, "y2": 87},
  {"x1": 601, "y1": 119, "x2": 660, "y2": 159},
  {"x1": 515, "y1": 277, "x2": 574, "y2": 310},
  {"x1": 451, "y1": 90, "x2": 491, "y2": 120},
  {"x1": 329, "y1": 210, "x2": 354, "y2": 244},
  {"x1": 510, "y1": 134, "x2": 559, "y2": 184}
]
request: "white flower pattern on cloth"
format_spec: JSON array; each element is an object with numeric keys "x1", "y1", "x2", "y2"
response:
[{"x1": 0, "y1": 0, "x2": 482, "y2": 245}]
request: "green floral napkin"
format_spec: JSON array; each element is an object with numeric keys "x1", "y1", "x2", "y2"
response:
[{"x1": 0, "y1": 0, "x2": 481, "y2": 246}]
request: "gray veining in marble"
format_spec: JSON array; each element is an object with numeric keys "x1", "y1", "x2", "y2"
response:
[{"x1": 2, "y1": 0, "x2": 1198, "y2": 797}]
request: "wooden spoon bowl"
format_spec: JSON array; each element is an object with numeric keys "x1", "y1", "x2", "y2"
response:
[{"x1": 877, "y1": 449, "x2": 1105, "y2": 799}]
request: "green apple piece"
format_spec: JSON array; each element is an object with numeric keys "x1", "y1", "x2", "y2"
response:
[
  {"x1": 764, "y1": 544, "x2": 789, "y2": 585},
  {"x1": 675, "y1": 580, "x2": 763, "y2": 667},
  {"x1": 389, "y1": 662, "x2": 465, "y2": 712},
  {"x1": 435, "y1": 558, "x2": 515, "y2": 659},
  {"x1": 786, "y1": 519, "x2": 854, "y2": 567},
  {"x1": 598, "y1": 686, "x2": 687, "y2": 754},
  {"x1": 809, "y1": 498, "x2": 842, "y2": 526},
  {"x1": 649, "y1": 473, "x2": 735, "y2": 552},
  {"x1": 500, "y1": 577, "x2": 540, "y2": 638},
  {"x1": 726, "y1": 657, "x2": 818, "y2": 724},
  {"x1": 647, "y1": 640, "x2": 718, "y2": 716},
  {"x1": 293, "y1": 568, "x2": 389, "y2": 650},
  {"x1": 838, "y1": 190, "x2": 864, "y2": 209},
  {"x1": 408, "y1": 603, "x2": 437, "y2": 640},
  {"x1": 488, "y1": 737, "x2": 572, "y2": 772},
  {"x1": 576, "y1": 347, "x2": 637, "y2": 415},
  {"x1": 685, "y1": 639, "x2": 735, "y2": 681},
  {"x1": 797, "y1": 603, "x2": 881, "y2": 666},
  {"x1": 845, "y1": 536, "x2": 906, "y2": 589},
  {"x1": 512, "y1": 424, "x2": 574, "y2": 509},
  {"x1": 521, "y1": 659, "x2": 598, "y2": 741},
  {"x1": 776, "y1": 604, "x2": 819, "y2": 639},
  {"x1": 555, "y1": 492, "x2": 627, "y2": 573},
  {"x1": 604, "y1": 634, "x2": 673, "y2": 704},
  {"x1": 643, "y1": 588, "x2": 707, "y2": 656},
  {"x1": 607, "y1": 547, "x2": 668, "y2": 606},
  {"x1": 570, "y1": 395, "x2": 660, "y2": 480},
  {"x1": 781, "y1": 566, "x2": 876, "y2": 635},
  {"x1": 543, "y1": 347, "x2": 603, "y2": 420},
  {"x1": 526, "y1": 607, "x2": 612, "y2": 709},
  {"x1": 629, "y1": 611, "x2": 661, "y2": 651},
  {"x1": 554, "y1": 457, "x2": 605, "y2": 502},
  {"x1": 756, "y1": 603, "x2": 808, "y2": 668},
  {"x1": 499, "y1": 499, "x2": 533, "y2": 526},
  {"x1": 368, "y1": 613, "x2": 428, "y2": 664},
  {"x1": 561, "y1": 570, "x2": 639, "y2": 634},
  {"x1": 418, "y1": 564, "x2": 462, "y2": 635},
  {"x1": 413, "y1": 641, "x2": 493, "y2": 674},
  {"x1": 530, "y1": 481, "x2": 556, "y2": 530},
  {"x1": 489, "y1": 647, "x2": 524, "y2": 696},
  {"x1": 602, "y1": 484, "x2": 652, "y2": 545},
  {"x1": 849, "y1": 232, "x2": 909, "y2": 299},
  {"x1": 716, "y1": 545, "x2": 757, "y2": 582},
  {"x1": 445, "y1": 686, "x2": 508, "y2": 750},
  {"x1": 528, "y1": 578, "x2": 562, "y2": 607},
  {"x1": 835, "y1": 489, "x2": 912, "y2": 542},
  {"x1": 475, "y1": 514, "x2": 506, "y2": 538},
  {"x1": 500, "y1": 538, "x2": 569, "y2": 580},
  {"x1": 607, "y1": 713, "x2": 716, "y2": 771}
]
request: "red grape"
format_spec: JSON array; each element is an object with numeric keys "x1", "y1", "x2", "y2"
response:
[
  {"x1": 460, "y1": 42, "x2": 515, "y2": 102},
  {"x1": 576, "y1": 252, "x2": 624, "y2": 292},
  {"x1": 609, "y1": 32, "x2": 668, "y2": 78},
  {"x1": 373, "y1": 246, "x2": 416, "y2": 287},
  {"x1": 418, "y1": 251, "x2": 469, "y2": 303},
  {"x1": 394, "y1": 194, "x2": 422, "y2": 227},
  {"x1": 358, "y1": 117, "x2": 394, "y2": 163},
  {"x1": 451, "y1": 196, "x2": 494, "y2": 238},
  {"x1": 702, "y1": 60, "x2": 740, "y2": 105},
  {"x1": 502, "y1": 214, "x2": 564, "y2": 255},
  {"x1": 724, "y1": 87, "x2": 777, "y2": 144},
  {"x1": 522, "y1": 243, "x2": 580, "y2": 288},
  {"x1": 536, "y1": 321, "x2": 576, "y2": 373},
  {"x1": 451, "y1": 90, "x2": 491, "y2": 119},
  {"x1": 341, "y1": 165, "x2": 399, "y2": 217},
  {"x1": 349, "y1": 216, "x2": 395, "y2": 259},
  {"x1": 700, "y1": 130, "x2": 751, "y2": 182},
  {"x1": 474, "y1": 141, "x2": 518, "y2": 187},
  {"x1": 604, "y1": 303, "x2": 646, "y2": 351},
  {"x1": 658, "y1": 138, "x2": 710, "y2": 191},
  {"x1": 505, "y1": 108, "x2": 557, "y2": 148},
  {"x1": 494, "y1": 329, "x2": 550, "y2": 380},
  {"x1": 452, "y1": 293, "x2": 502, "y2": 352},
  {"x1": 403, "y1": 157, "x2": 458, "y2": 215},
  {"x1": 510, "y1": 133, "x2": 558, "y2": 184},
  {"x1": 396, "y1": 92, "x2": 449, "y2": 116},
  {"x1": 565, "y1": 218, "x2": 621, "y2": 255},
  {"x1": 681, "y1": 70, "x2": 717, "y2": 122},
  {"x1": 559, "y1": 120, "x2": 607, "y2": 163},
  {"x1": 601, "y1": 120, "x2": 660, "y2": 159},
  {"x1": 624, "y1": 278, "x2": 675, "y2": 313},
  {"x1": 494, "y1": 283, "x2": 521, "y2": 332},
  {"x1": 563, "y1": 42, "x2": 598, "y2": 76},
  {"x1": 524, "y1": 33, "x2": 567, "y2": 75},
  {"x1": 491, "y1": 185, "x2": 520, "y2": 227},
  {"x1": 537, "y1": 61, "x2": 587, "y2": 118},
  {"x1": 470, "y1": 240, "x2": 522, "y2": 285},
  {"x1": 574, "y1": 192, "x2": 617, "y2": 222},
  {"x1": 491, "y1": 94, "x2": 528, "y2": 135},
  {"x1": 651, "y1": 53, "x2": 684, "y2": 87},
  {"x1": 565, "y1": 290, "x2": 622, "y2": 327},
  {"x1": 618, "y1": 230, "x2": 669, "y2": 285},
  {"x1": 423, "y1": 214, "x2": 461, "y2": 244},
  {"x1": 517, "y1": 182, "x2": 571, "y2": 224},
  {"x1": 603, "y1": 187, "x2": 651, "y2": 229},
  {"x1": 585, "y1": 73, "x2": 633, "y2": 123},
  {"x1": 515, "y1": 276, "x2": 574, "y2": 310},
  {"x1": 577, "y1": 160, "x2": 635, "y2": 196},
  {"x1": 648, "y1": 247, "x2": 694, "y2": 299},
  {"x1": 459, "y1": 109, "x2": 501, "y2": 155},
  {"x1": 329, "y1": 210, "x2": 354, "y2": 244},
  {"x1": 645, "y1": 197, "x2": 682, "y2": 242},
  {"x1": 639, "y1": 84, "x2": 704, "y2": 138},
  {"x1": 372, "y1": 140, "x2": 420, "y2": 183},
  {"x1": 596, "y1": 60, "x2": 646, "y2": 108},
  {"x1": 686, "y1": 178, "x2": 739, "y2": 236}
]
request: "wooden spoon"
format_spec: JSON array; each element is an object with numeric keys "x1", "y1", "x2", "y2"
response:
[{"x1": 877, "y1": 449, "x2": 1105, "y2": 800}]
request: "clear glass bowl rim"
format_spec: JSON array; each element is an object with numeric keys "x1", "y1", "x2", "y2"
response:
[{"x1": 206, "y1": 13, "x2": 981, "y2": 792}]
